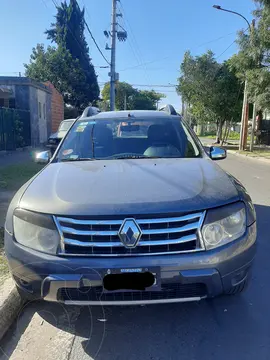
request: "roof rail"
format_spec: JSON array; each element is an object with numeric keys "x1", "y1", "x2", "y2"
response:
[{"x1": 159, "y1": 104, "x2": 178, "y2": 116}]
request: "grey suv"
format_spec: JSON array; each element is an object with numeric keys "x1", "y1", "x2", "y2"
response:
[{"x1": 4, "y1": 106, "x2": 257, "y2": 305}]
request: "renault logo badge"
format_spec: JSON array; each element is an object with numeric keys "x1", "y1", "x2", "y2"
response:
[{"x1": 118, "y1": 218, "x2": 142, "y2": 248}]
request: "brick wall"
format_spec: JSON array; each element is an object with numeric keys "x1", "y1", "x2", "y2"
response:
[{"x1": 44, "y1": 81, "x2": 64, "y2": 133}]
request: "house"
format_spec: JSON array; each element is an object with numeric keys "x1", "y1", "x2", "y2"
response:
[{"x1": 0, "y1": 76, "x2": 64, "y2": 150}]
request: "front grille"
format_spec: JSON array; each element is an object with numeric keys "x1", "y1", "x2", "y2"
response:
[
  {"x1": 55, "y1": 212, "x2": 205, "y2": 257},
  {"x1": 58, "y1": 283, "x2": 207, "y2": 302}
]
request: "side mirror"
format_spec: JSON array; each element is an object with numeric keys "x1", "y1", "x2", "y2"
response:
[
  {"x1": 210, "y1": 146, "x2": 227, "y2": 160},
  {"x1": 35, "y1": 151, "x2": 51, "y2": 164}
]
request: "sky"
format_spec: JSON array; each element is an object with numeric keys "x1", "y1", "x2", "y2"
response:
[{"x1": 0, "y1": 0, "x2": 255, "y2": 111}]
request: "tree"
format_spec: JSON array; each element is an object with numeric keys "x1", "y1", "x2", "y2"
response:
[
  {"x1": 101, "y1": 82, "x2": 165, "y2": 110},
  {"x1": 25, "y1": 0, "x2": 99, "y2": 109},
  {"x1": 25, "y1": 44, "x2": 92, "y2": 108},
  {"x1": 177, "y1": 51, "x2": 243, "y2": 142},
  {"x1": 102, "y1": 82, "x2": 136, "y2": 110},
  {"x1": 131, "y1": 90, "x2": 165, "y2": 110},
  {"x1": 228, "y1": 0, "x2": 270, "y2": 110}
]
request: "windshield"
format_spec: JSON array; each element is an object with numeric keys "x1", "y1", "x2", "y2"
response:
[
  {"x1": 57, "y1": 117, "x2": 201, "y2": 162},
  {"x1": 58, "y1": 120, "x2": 74, "y2": 132}
]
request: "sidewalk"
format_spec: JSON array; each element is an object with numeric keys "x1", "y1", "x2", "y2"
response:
[
  {"x1": 0, "y1": 150, "x2": 42, "y2": 340},
  {"x1": 200, "y1": 137, "x2": 270, "y2": 162}
]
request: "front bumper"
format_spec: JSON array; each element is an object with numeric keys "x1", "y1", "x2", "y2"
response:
[{"x1": 5, "y1": 224, "x2": 256, "y2": 305}]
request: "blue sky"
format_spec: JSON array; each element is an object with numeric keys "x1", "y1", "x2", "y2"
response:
[{"x1": 0, "y1": 0, "x2": 255, "y2": 111}]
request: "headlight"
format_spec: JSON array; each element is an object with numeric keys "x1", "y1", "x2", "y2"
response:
[
  {"x1": 13, "y1": 209, "x2": 60, "y2": 254},
  {"x1": 202, "y1": 203, "x2": 246, "y2": 250}
]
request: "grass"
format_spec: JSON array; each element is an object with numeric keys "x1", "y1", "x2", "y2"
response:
[
  {"x1": 0, "y1": 162, "x2": 43, "y2": 191},
  {"x1": 0, "y1": 227, "x2": 9, "y2": 284},
  {"x1": 0, "y1": 161, "x2": 43, "y2": 283},
  {"x1": 200, "y1": 132, "x2": 251, "y2": 142},
  {"x1": 239, "y1": 150, "x2": 270, "y2": 159}
]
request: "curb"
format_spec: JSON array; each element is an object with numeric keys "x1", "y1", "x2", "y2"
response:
[
  {"x1": 0, "y1": 277, "x2": 26, "y2": 341},
  {"x1": 227, "y1": 150, "x2": 270, "y2": 163}
]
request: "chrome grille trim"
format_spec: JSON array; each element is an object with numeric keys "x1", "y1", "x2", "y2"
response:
[
  {"x1": 57, "y1": 217, "x2": 123, "y2": 226},
  {"x1": 58, "y1": 249, "x2": 203, "y2": 257},
  {"x1": 57, "y1": 213, "x2": 202, "y2": 226},
  {"x1": 141, "y1": 222, "x2": 199, "y2": 235},
  {"x1": 54, "y1": 211, "x2": 206, "y2": 257},
  {"x1": 61, "y1": 227, "x2": 119, "y2": 236},
  {"x1": 64, "y1": 234, "x2": 197, "y2": 248},
  {"x1": 65, "y1": 239, "x2": 123, "y2": 247},
  {"x1": 60, "y1": 222, "x2": 199, "y2": 237}
]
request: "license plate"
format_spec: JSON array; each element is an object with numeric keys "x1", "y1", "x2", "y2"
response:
[{"x1": 102, "y1": 267, "x2": 161, "y2": 292}]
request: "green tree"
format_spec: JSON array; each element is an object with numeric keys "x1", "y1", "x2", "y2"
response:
[
  {"x1": 102, "y1": 82, "x2": 136, "y2": 110},
  {"x1": 131, "y1": 90, "x2": 165, "y2": 110},
  {"x1": 25, "y1": 0, "x2": 99, "y2": 109},
  {"x1": 229, "y1": 0, "x2": 270, "y2": 110},
  {"x1": 177, "y1": 51, "x2": 243, "y2": 141},
  {"x1": 25, "y1": 44, "x2": 91, "y2": 108},
  {"x1": 101, "y1": 82, "x2": 165, "y2": 110}
]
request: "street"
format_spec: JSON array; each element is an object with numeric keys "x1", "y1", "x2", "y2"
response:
[{"x1": 0, "y1": 153, "x2": 270, "y2": 360}]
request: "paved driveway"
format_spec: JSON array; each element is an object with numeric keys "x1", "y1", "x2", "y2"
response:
[{"x1": 0, "y1": 154, "x2": 269, "y2": 360}]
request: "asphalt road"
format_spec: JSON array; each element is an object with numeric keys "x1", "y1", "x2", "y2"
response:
[{"x1": 0, "y1": 154, "x2": 270, "y2": 360}]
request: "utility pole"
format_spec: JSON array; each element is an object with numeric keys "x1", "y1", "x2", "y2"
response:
[
  {"x1": 124, "y1": 92, "x2": 127, "y2": 110},
  {"x1": 250, "y1": 103, "x2": 257, "y2": 152},
  {"x1": 104, "y1": 0, "x2": 127, "y2": 111},
  {"x1": 213, "y1": 5, "x2": 253, "y2": 151},
  {"x1": 181, "y1": 101, "x2": 185, "y2": 117},
  {"x1": 109, "y1": 0, "x2": 117, "y2": 111},
  {"x1": 239, "y1": 80, "x2": 249, "y2": 150}
]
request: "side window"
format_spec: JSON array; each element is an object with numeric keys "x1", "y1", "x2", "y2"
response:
[
  {"x1": 43, "y1": 104, "x2": 46, "y2": 119},
  {"x1": 181, "y1": 123, "x2": 200, "y2": 157}
]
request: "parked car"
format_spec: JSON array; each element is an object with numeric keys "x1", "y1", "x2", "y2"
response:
[
  {"x1": 47, "y1": 108, "x2": 100, "y2": 153},
  {"x1": 47, "y1": 118, "x2": 76, "y2": 151},
  {"x1": 5, "y1": 105, "x2": 257, "y2": 305}
]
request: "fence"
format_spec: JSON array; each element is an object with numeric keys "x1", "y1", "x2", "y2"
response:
[{"x1": 0, "y1": 107, "x2": 31, "y2": 151}]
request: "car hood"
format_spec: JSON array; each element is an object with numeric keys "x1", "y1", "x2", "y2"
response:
[{"x1": 20, "y1": 158, "x2": 239, "y2": 216}]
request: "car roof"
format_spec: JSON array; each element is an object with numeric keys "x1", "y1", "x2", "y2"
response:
[{"x1": 78, "y1": 110, "x2": 181, "y2": 122}]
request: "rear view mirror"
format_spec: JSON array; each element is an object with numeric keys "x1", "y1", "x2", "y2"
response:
[
  {"x1": 35, "y1": 151, "x2": 51, "y2": 164},
  {"x1": 120, "y1": 124, "x2": 140, "y2": 132},
  {"x1": 210, "y1": 146, "x2": 227, "y2": 160}
]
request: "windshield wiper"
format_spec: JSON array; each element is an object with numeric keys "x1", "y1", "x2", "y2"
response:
[
  {"x1": 111, "y1": 155, "x2": 163, "y2": 159},
  {"x1": 112, "y1": 155, "x2": 148, "y2": 159},
  {"x1": 60, "y1": 157, "x2": 95, "y2": 162}
]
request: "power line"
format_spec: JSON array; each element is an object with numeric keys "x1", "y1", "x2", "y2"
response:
[
  {"x1": 215, "y1": 27, "x2": 248, "y2": 60},
  {"x1": 80, "y1": 0, "x2": 92, "y2": 24},
  {"x1": 99, "y1": 82, "x2": 177, "y2": 88},
  {"x1": 41, "y1": 0, "x2": 49, "y2": 8},
  {"x1": 216, "y1": 40, "x2": 237, "y2": 59},
  {"x1": 83, "y1": 14, "x2": 111, "y2": 66},
  {"x1": 50, "y1": 0, "x2": 96, "y2": 68},
  {"x1": 77, "y1": 0, "x2": 92, "y2": 52},
  {"x1": 120, "y1": 56, "x2": 171, "y2": 71},
  {"x1": 50, "y1": 0, "x2": 110, "y2": 66},
  {"x1": 74, "y1": 0, "x2": 110, "y2": 65},
  {"x1": 192, "y1": 31, "x2": 237, "y2": 51},
  {"x1": 118, "y1": 1, "x2": 151, "y2": 85}
]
